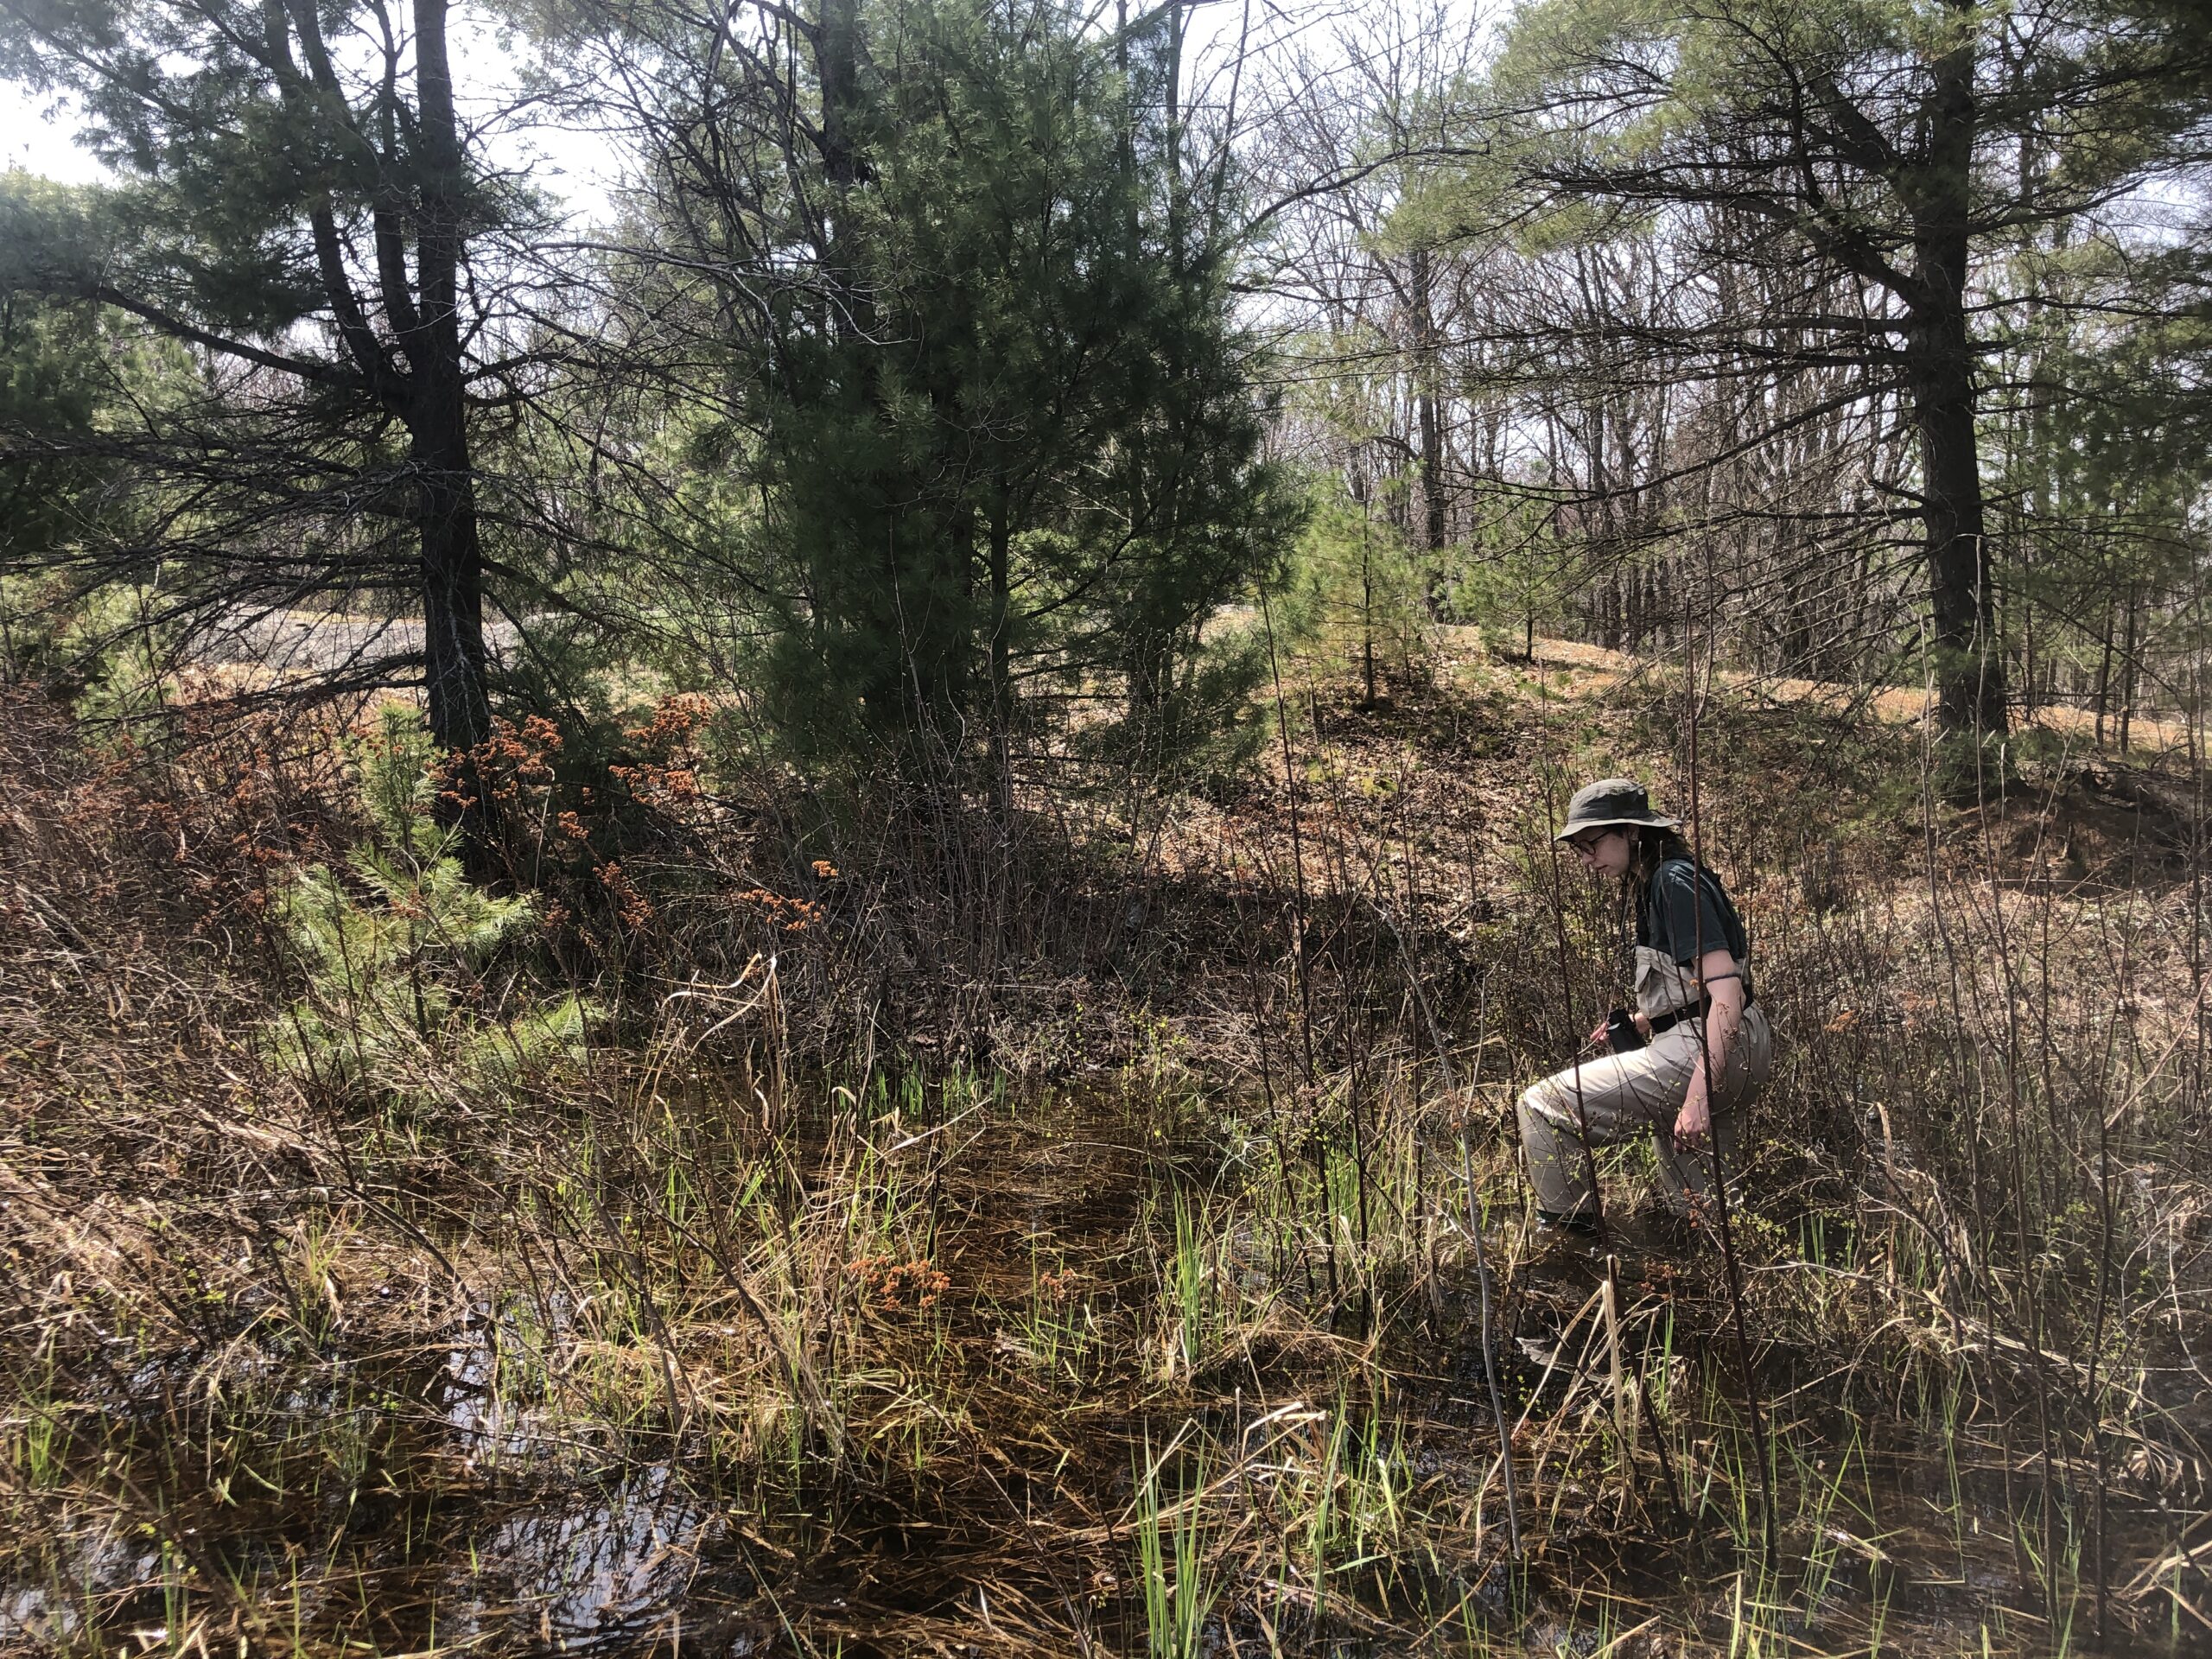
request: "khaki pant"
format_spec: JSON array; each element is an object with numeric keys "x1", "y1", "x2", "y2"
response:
[{"x1": 1516, "y1": 1001, "x2": 1772, "y2": 1223}]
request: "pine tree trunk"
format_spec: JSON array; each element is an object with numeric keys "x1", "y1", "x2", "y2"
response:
[
  {"x1": 988, "y1": 503, "x2": 1014, "y2": 791},
  {"x1": 818, "y1": 0, "x2": 864, "y2": 198},
  {"x1": 411, "y1": 0, "x2": 493, "y2": 872},
  {"x1": 416, "y1": 416, "x2": 489, "y2": 760},
  {"x1": 1409, "y1": 247, "x2": 1447, "y2": 588},
  {"x1": 2094, "y1": 601, "x2": 2113, "y2": 747},
  {"x1": 1911, "y1": 318, "x2": 2003, "y2": 736},
  {"x1": 1910, "y1": 23, "x2": 2008, "y2": 739},
  {"x1": 1361, "y1": 529, "x2": 1377, "y2": 705},
  {"x1": 2118, "y1": 585, "x2": 2139, "y2": 754}
]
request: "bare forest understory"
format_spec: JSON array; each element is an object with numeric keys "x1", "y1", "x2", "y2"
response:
[{"x1": 3, "y1": 639, "x2": 2209, "y2": 1659}]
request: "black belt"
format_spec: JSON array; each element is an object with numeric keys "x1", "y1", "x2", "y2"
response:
[{"x1": 1648, "y1": 986, "x2": 1753, "y2": 1038}]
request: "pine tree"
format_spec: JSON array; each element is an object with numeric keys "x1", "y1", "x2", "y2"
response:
[
  {"x1": 572, "y1": 0, "x2": 1300, "y2": 776},
  {"x1": 0, "y1": 0, "x2": 558, "y2": 865},
  {"x1": 0, "y1": 239, "x2": 191, "y2": 687},
  {"x1": 0, "y1": 259, "x2": 116, "y2": 677},
  {"x1": 1430, "y1": 0, "x2": 2212, "y2": 737}
]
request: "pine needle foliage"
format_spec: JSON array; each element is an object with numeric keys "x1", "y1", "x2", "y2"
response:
[
  {"x1": 266, "y1": 709, "x2": 588, "y2": 1103},
  {"x1": 601, "y1": 0, "x2": 1300, "y2": 776}
]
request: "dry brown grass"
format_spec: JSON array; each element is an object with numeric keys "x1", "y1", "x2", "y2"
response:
[
  {"x1": 0, "y1": 653, "x2": 2206, "y2": 1656},
  {"x1": 1450, "y1": 630, "x2": 2202, "y2": 758}
]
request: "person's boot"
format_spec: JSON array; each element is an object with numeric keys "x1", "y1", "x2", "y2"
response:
[{"x1": 1535, "y1": 1206, "x2": 1599, "y2": 1236}]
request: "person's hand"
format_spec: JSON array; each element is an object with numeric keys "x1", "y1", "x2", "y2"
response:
[
  {"x1": 1587, "y1": 1017, "x2": 1611, "y2": 1048},
  {"x1": 1674, "y1": 1094, "x2": 1711, "y2": 1150}
]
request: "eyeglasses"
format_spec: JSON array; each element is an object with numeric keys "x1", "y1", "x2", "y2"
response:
[{"x1": 1567, "y1": 829, "x2": 1613, "y2": 854}]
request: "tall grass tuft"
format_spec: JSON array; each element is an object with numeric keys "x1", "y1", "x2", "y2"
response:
[{"x1": 1135, "y1": 1438, "x2": 1214, "y2": 1659}]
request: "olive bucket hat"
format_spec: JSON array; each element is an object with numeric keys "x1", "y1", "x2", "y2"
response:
[{"x1": 1554, "y1": 777, "x2": 1681, "y2": 842}]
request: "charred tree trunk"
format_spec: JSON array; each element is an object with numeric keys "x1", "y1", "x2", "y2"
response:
[
  {"x1": 5, "y1": 0, "x2": 525, "y2": 879},
  {"x1": 817, "y1": 0, "x2": 868, "y2": 204}
]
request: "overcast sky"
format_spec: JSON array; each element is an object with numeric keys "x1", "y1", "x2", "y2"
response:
[
  {"x1": 3, "y1": 82, "x2": 107, "y2": 185},
  {"x1": 0, "y1": 14, "x2": 631, "y2": 222},
  {"x1": 0, "y1": 0, "x2": 1402, "y2": 220}
]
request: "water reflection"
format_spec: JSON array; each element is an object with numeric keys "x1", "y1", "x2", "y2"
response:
[{"x1": 443, "y1": 1465, "x2": 724, "y2": 1651}]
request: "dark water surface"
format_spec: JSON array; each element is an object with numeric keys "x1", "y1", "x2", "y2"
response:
[{"x1": 4, "y1": 1081, "x2": 2204, "y2": 1656}]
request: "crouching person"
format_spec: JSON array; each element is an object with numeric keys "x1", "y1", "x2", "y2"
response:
[{"x1": 1518, "y1": 778, "x2": 1774, "y2": 1233}]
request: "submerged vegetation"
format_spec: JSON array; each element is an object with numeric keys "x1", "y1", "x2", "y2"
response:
[{"x1": 1, "y1": 639, "x2": 2204, "y2": 1656}]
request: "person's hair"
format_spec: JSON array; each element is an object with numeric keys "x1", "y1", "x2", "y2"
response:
[{"x1": 1624, "y1": 823, "x2": 1695, "y2": 885}]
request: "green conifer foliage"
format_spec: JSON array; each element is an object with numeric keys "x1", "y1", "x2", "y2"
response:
[
  {"x1": 0, "y1": 269, "x2": 112, "y2": 680},
  {"x1": 1413, "y1": 0, "x2": 2212, "y2": 739},
  {"x1": 1281, "y1": 476, "x2": 1433, "y2": 702},
  {"x1": 1, "y1": 195, "x2": 196, "y2": 692},
  {"x1": 268, "y1": 709, "x2": 589, "y2": 1103},
  {"x1": 0, "y1": 0, "x2": 556, "y2": 868},
  {"x1": 621, "y1": 0, "x2": 1300, "y2": 773},
  {"x1": 0, "y1": 280, "x2": 101, "y2": 569}
]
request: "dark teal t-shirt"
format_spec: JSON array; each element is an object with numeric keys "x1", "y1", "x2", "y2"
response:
[{"x1": 1637, "y1": 858, "x2": 1748, "y2": 968}]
